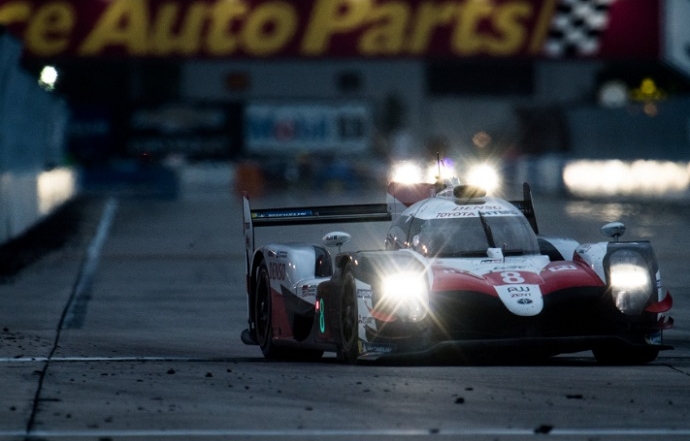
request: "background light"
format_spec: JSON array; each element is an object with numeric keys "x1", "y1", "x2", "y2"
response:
[
  {"x1": 563, "y1": 160, "x2": 690, "y2": 198},
  {"x1": 38, "y1": 65, "x2": 58, "y2": 91},
  {"x1": 390, "y1": 162, "x2": 424, "y2": 184},
  {"x1": 466, "y1": 163, "x2": 500, "y2": 194}
]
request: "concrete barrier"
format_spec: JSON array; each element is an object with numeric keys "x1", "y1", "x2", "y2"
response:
[
  {"x1": 0, "y1": 167, "x2": 78, "y2": 244},
  {"x1": 1, "y1": 29, "x2": 75, "y2": 246}
]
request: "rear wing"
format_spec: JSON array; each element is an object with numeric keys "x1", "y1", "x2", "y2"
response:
[
  {"x1": 509, "y1": 182, "x2": 539, "y2": 235},
  {"x1": 242, "y1": 192, "x2": 391, "y2": 277},
  {"x1": 242, "y1": 182, "x2": 538, "y2": 278}
]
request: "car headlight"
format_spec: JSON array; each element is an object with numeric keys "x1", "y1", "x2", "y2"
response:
[
  {"x1": 378, "y1": 272, "x2": 428, "y2": 322},
  {"x1": 466, "y1": 163, "x2": 500, "y2": 195},
  {"x1": 390, "y1": 162, "x2": 424, "y2": 184},
  {"x1": 608, "y1": 250, "x2": 653, "y2": 315}
]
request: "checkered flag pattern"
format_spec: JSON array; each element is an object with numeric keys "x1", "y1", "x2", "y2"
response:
[{"x1": 543, "y1": 0, "x2": 615, "y2": 57}]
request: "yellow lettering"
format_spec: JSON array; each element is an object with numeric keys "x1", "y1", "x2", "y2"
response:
[
  {"x1": 24, "y1": 2, "x2": 74, "y2": 56},
  {"x1": 452, "y1": 0, "x2": 493, "y2": 55},
  {"x1": 0, "y1": 1, "x2": 31, "y2": 26},
  {"x1": 206, "y1": 0, "x2": 247, "y2": 55},
  {"x1": 407, "y1": 2, "x2": 457, "y2": 54},
  {"x1": 486, "y1": 2, "x2": 532, "y2": 55},
  {"x1": 529, "y1": 0, "x2": 557, "y2": 54},
  {"x1": 301, "y1": 0, "x2": 370, "y2": 55},
  {"x1": 242, "y1": 2, "x2": 296, "y2": 56},
  {"x1": 358, "y1": 2, "x2": 409, "y2": 55},
  {"x1": 79, "y1": 0, "x2": 149, "y2": 56},
  {"x1": 150, "y1": 3, "x2": 207, "y2": 56}
]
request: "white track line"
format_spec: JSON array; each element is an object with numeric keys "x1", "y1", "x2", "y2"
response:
[
  {"x1": 0, "y1": 428, "x2": 687, "y2": 438},
  {"x1": 63, "y1": 197, "x2": 118, "y2": 329},
  {"x1": 0, "y1": 356, "x2": 204, "y2": 363}
]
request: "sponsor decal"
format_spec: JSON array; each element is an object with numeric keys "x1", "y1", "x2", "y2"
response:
[
  {"x1": 357, "y1": 288, "x2": 372, "y2": 299},
  {"x1": 0, "y1": 0, "x2": 659, "y2": 59},
  {"x1": 300, "y1": 284, "x2": 317, "y2": 298},
  {"x1": 269, "y1": 262, "x2": 286, "y2": 280},
  {"x1": 507, "y1": 286, "x2": 531, "y2": 294},
  {"x1": 318, "y1": 298, "x2": 326, "y2": 333},
  {"x1": 253, "y1": 210, "x2": 314, "y2": 219},
  {"x1": 491, "y1": 271, "x2": 544, "y2": 317},
  {"x1": 495, "y1": 282, "x2": 543, "y2": 316},
  {"x1": 360, "y1": 316, "x2": 375, "y2": 327},
  {"x1": 577, "y1": 245, "x2": 592, "y2": 254},
  {"x1": 548, "y1": 264, "x2": 577, "y2": 272},
  {"x1": 246, "y1": 103, "x2": 370, "y2": 154},
  {"x1": 452, "y1": 205, "x2": 506, "y2": 211},
  {"x1": 361, "y1": 341, "x2": 395, "y2": 354},
  {"x1": 435, "y1": 209, "x2": 516, "y2": 218}
]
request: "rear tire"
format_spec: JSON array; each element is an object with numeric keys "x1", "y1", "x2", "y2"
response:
[
  {"x1": 338, "y1": 264, "x2": 360, "y2": 364},
  {"x1": 254, "y1": 259, "x2": 283, "y2": 359},
  {"x1": 255, "y1": 259, "x2": 324, "y2": 361}
]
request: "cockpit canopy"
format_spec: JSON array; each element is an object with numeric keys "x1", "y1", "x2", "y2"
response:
[
  {"x1": 412, "y1": 215, "x2": 540, "y2": 257},
  {"x1": 387, "y1": 206, "x2": 540, "y2": 258}
]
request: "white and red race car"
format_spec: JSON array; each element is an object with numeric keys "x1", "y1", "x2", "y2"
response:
[{"x1": 240, "y1": 179, "x2": 673, "y2": 364}]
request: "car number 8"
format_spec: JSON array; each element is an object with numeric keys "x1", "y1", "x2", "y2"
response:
[{"x1": 501, "y1": 272, "x2": 525, "y2": 284}]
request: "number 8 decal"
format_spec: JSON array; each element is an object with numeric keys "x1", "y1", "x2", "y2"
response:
[{"x1": 501, "y1": 271, "x2": 525, "y2": 284}]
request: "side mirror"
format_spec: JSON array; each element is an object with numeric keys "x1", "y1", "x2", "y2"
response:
[
  {"x1": 601, "y1": 222, "x2": 626, "y2": 241},
  {"x1": 322, "y1": 231, "x2": 351, "y2": 253}
]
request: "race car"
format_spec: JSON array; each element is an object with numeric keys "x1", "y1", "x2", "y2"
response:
[{"x1": 239, "y1": 178, "x2": 673, "y2": 364}]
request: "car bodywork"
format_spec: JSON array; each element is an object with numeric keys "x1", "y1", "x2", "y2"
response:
[{"x1": 240, "y1": 181, "x2": 673, "y2": 364}]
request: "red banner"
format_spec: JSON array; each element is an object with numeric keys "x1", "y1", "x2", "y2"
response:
[{"x1": 0, "y1": 0, "x2": 660, "y2": 59}]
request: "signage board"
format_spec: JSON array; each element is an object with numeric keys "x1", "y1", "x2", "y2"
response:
[
  {"x1": 245, "y1": 103, "x2": 371, "y2": 155},
  {"x1": 0, "y1": 0, "x2": 661, "y2": 59}
]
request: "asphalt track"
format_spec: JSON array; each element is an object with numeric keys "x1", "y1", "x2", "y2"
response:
[{"x1": 1, "y1": 177, "x2": 689, "y2": 441}]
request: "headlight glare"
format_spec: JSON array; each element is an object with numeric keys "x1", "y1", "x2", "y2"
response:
[
  {"x1": 609, "y1": 250, "x2": 652, "y2": 315},
  {"x1": 379, "y1": 272, "x2": 428, "y2": 321},
  {"x1": 466, "y1": 163, "x2": 500, "y2": 194},
  {"x1": 390, "y1": 162, "x2": 424, "y2": 184}
]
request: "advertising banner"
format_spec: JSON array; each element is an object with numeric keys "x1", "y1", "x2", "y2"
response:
[
  {"x1": 0, "y1": 0, "x2": 660, "y2": 59},
  {"x1": 127, "y1": 102, "x2": 240, "y2": 159},
  {"x1": 245, "y1": 103, "x2": 371, "y2": 154}
]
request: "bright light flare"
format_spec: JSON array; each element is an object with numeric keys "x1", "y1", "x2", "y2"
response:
[
  {"x1": 466, "y1": 163, "x2": 500, "y2": 194},
  {"x1": 39, "y1": 65, "x2": 58, "y2": 91},
  {"x1": 390, "y1": 162, "x2": 424, "y2": 184},
  {"x1": 37, "y1": 168, "x2": 77, "y2": 215},
  {"x1": 380, "y1": 272, "x2": 428, "y2": 321},
  {"x1": 426, "y1": 158, "x2": 456, "y2": 182},
  {"x1": 609, "y1": 250, "x2": 653, "y2": 315},
  {"x1": 564, "y1": 160, "x2": 690, "y2": 198}
]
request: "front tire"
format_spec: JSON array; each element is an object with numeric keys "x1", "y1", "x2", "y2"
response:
[{"x1": 338, "y1": 264, "x2": 360, "y2": 363}]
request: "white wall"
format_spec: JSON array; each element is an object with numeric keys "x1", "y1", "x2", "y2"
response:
[{"x1": 0, "y1": 31, "x2": 75, "y2": 245}]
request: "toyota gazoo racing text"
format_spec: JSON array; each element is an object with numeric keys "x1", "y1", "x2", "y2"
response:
[{"x1": 239, "y1": 178, "x2": 673, "y2": 364}]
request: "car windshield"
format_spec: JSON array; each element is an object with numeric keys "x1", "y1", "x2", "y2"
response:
[{"x1": 414, "y1": 214, "x2": 540, "y2": 257}]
